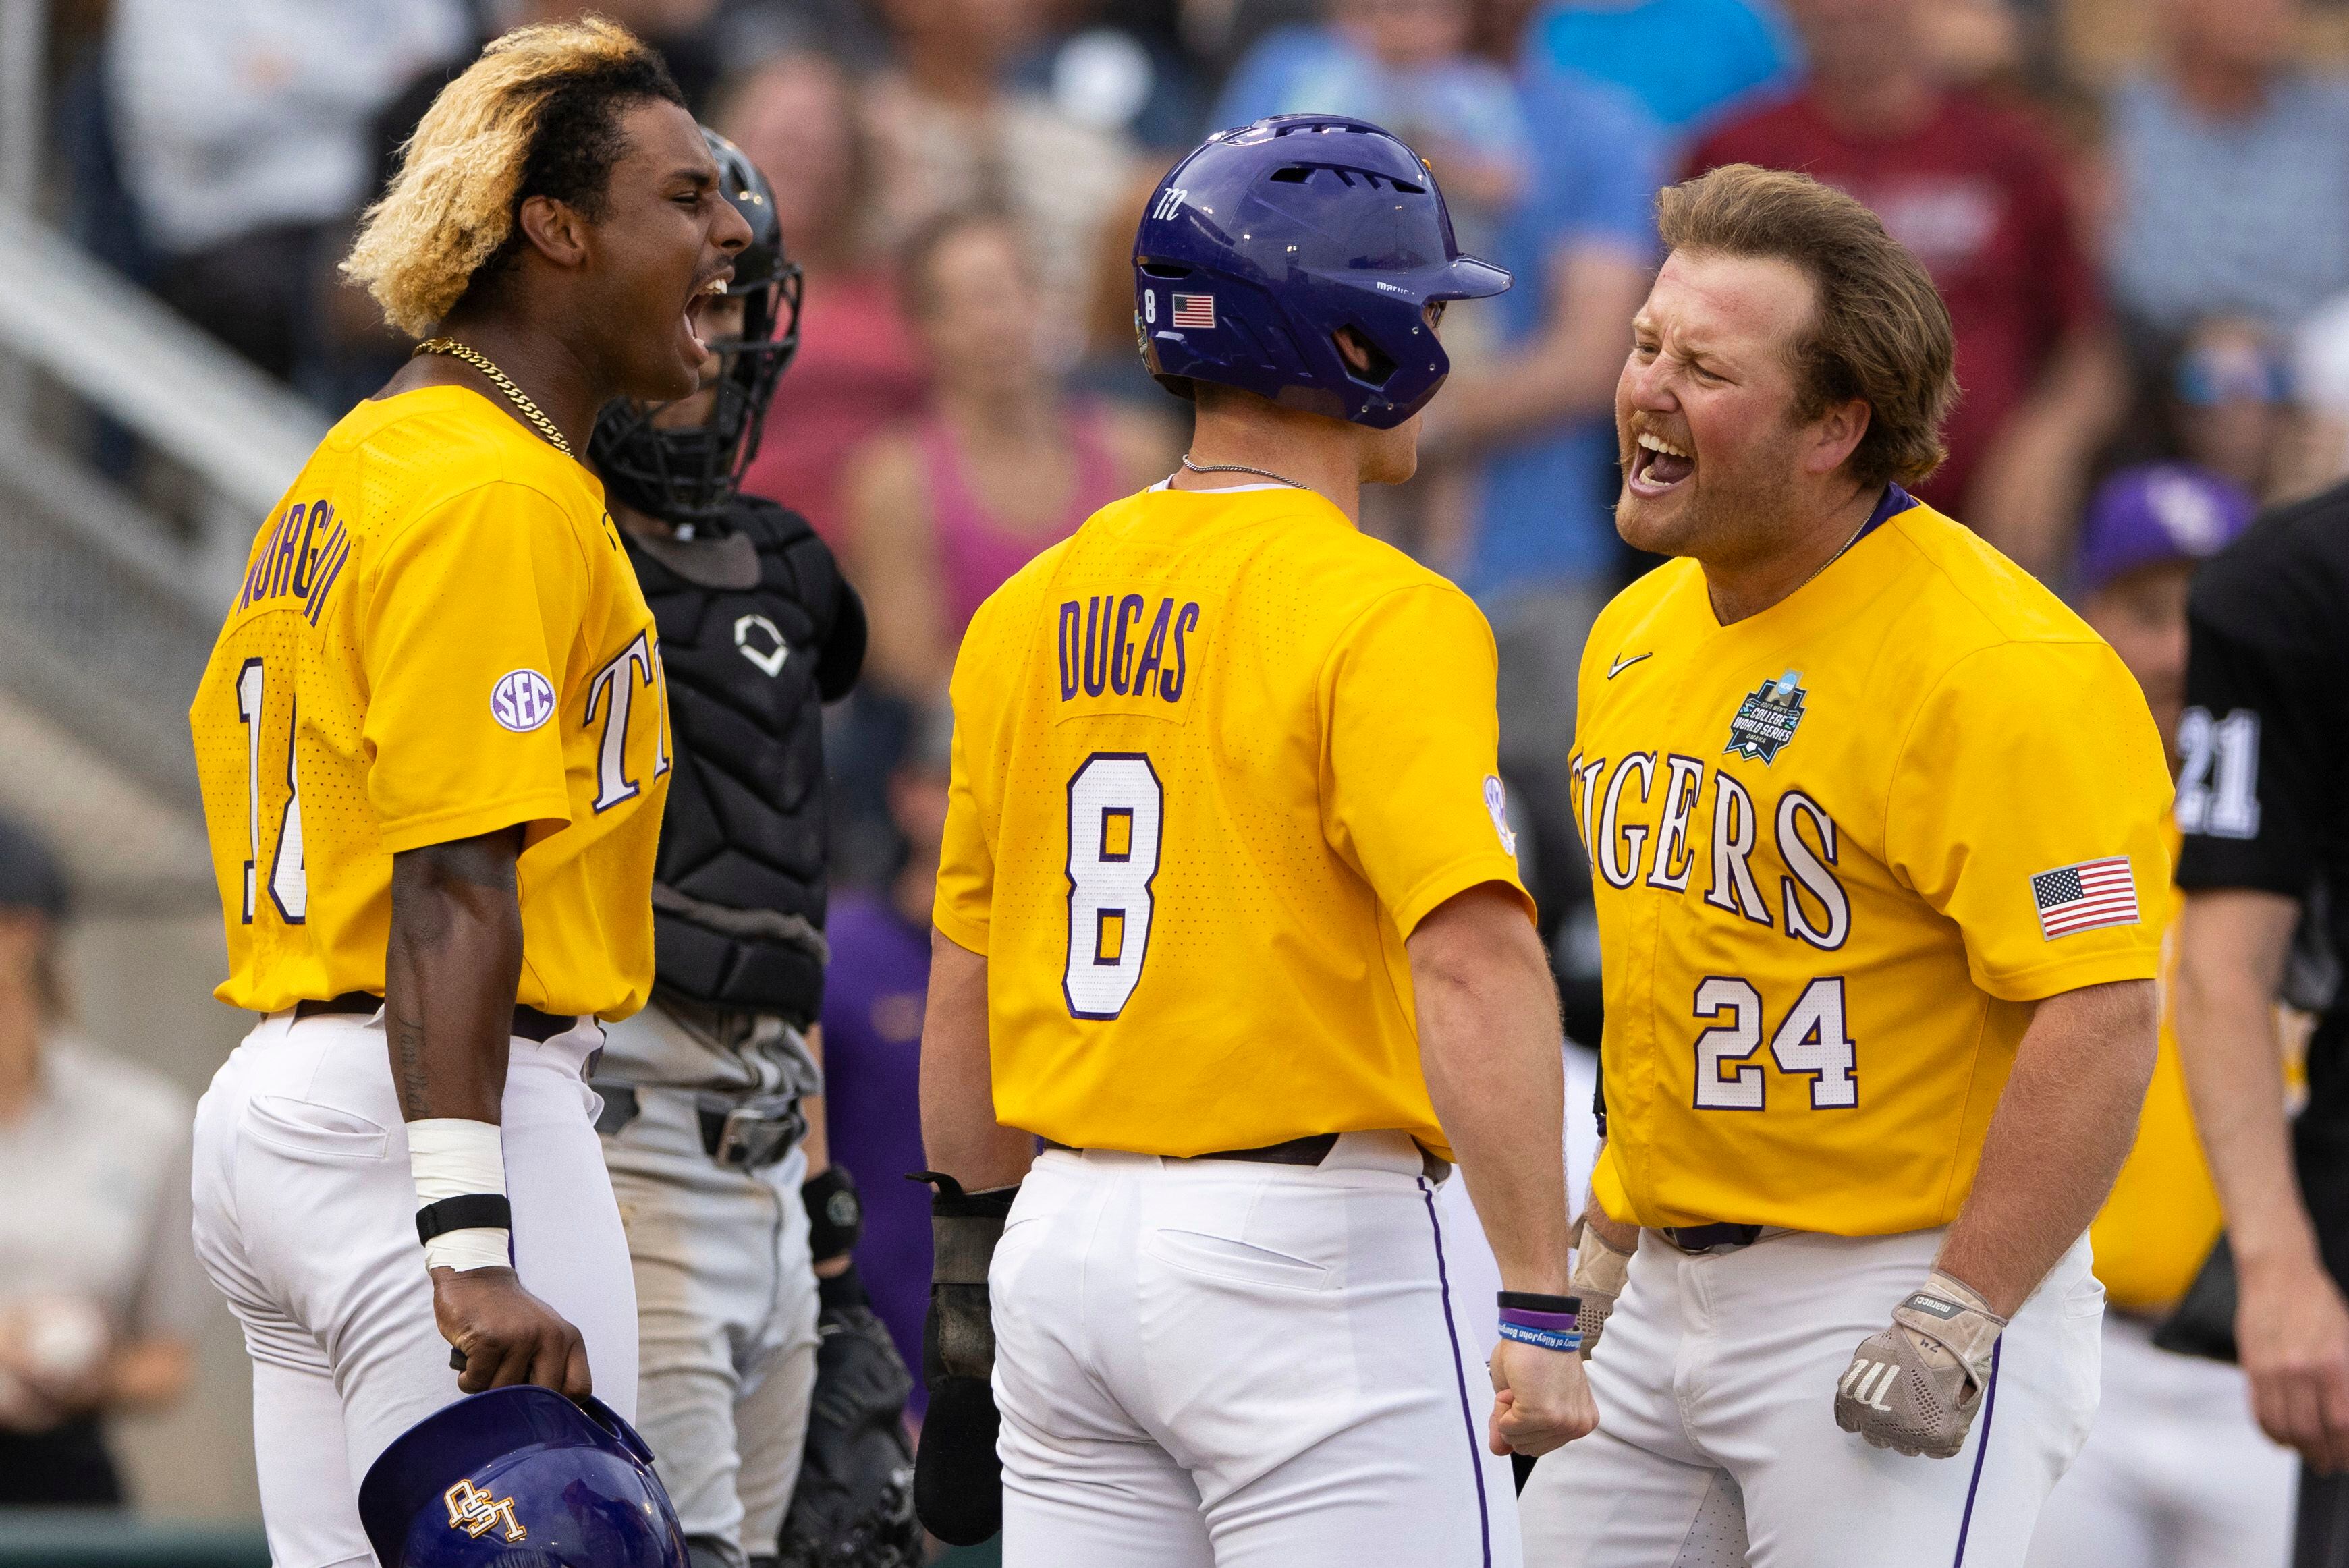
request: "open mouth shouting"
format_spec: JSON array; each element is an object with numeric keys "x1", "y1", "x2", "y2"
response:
[
  {"x1": 1627, "y1": 428, "x2": 1696, "y2": 499},
  {"x1": 682, "y1": 270, "x2": 732, "y2": 363}
]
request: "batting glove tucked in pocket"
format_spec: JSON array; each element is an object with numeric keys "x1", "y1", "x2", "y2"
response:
[{"x1": 1833, "y1": 1270, "x2": 2008, "y2": 1459}]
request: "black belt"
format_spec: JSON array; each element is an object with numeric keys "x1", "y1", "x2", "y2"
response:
[
  {"x1": 1659, "y1": 1222, "x2": 1765, "y2": 1254},
  {"x1": 1046, "y1": 1132, "x2": 1449, "y2": 1181},
  {"x1": 589, "y1": 1080, "x2": 807, "y2": 1171},
  {"x1": 294, "y1": 991, "x2": 582, "y2": 1044}
]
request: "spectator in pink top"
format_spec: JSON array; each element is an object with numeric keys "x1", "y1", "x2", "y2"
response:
[
  {"x1": 724, "y1": 51, "x2": 929, "y2": 545},
  {"x1": 845, "y1": 208, "x2": 1176, "y2": 699}
]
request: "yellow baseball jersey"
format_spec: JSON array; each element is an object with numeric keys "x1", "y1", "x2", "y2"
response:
[
  {"x1": 934, "y1": 484, "x2": 1530, "y2": 1159},
  {"x1": 2089, "y1": 837, "x2": 2224, "y2": 1312},
  {"x1": 1576, "y1": 493, "x2": 2172, "y2": 1235},
  {"x1": 190, "y1": 385, "x2": 671, "y2": 1020}
]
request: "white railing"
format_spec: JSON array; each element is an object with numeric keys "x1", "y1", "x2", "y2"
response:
[{"x1": 0, "y1": 201, "x2": 327, "y2": 545}]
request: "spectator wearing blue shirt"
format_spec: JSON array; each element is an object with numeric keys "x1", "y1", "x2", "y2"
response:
[
  {"x1": 2108, "y1": 0, "x2": 2349, "y2": 339},
  {"x1": 1212, "y1": 0, "x2": 1532, "y2": 252},
  {"x1": 1526, "y1": 0, "x2": 1798, "y2": 146},
  {"x1": 1422, "y1": 71, "x2": 1661, "y2": 882}
]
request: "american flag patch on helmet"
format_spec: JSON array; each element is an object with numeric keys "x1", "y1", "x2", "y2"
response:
[
  {"x1": 2030, "y1": 856, "x2": 2138, "y2": 940},
  {"x1": 1171, "y1": 293, "x2": 1215, "y2": 329}
]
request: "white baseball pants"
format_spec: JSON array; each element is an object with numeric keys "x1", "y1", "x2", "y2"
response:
[
  {"x1": 1520, "y1": 1226, "x2": 2103, "y2": 1568},
  {"x1": 597, "y1": 1043, "x2": 820, "y2": 1568},
  {"x1": 190, "y1": 1008, "x2": 637, "y2": 1568},
  {"x1": 2026, "y1": 1311, "x2": 2292, "y2": 1568},
  {"x1": 990, "y1": 1133, "x2": 1519, "y2": 1568}
]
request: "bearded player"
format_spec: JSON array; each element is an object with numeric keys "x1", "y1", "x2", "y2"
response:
[
  {"x1": 585, "y1": 130, "x2": 916, "y2": 1568},
  {"x1": 1518, "y1": 164, "x2": 2169, "y2": 1566},
  {"x1": 184, "y1": 21, "x2": 748, "y2": 1565},
  {"x1": 913, "y1": 115, "x2": 1597, "y2": 1567}
]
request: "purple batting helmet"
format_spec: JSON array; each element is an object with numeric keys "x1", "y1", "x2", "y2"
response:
[
  {"x1": 357, "y1": 1387, "x2": 688, "y2": 1567},
  {"x1": 1132, "y1": 115, "x2": 1510, "y2": 429}
]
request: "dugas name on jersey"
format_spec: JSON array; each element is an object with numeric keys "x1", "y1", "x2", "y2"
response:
[
  {"x1": 1572, "y1": 748, "x2": 1850, "y2": 951},
  {"x1": 1057, "y1": 594, "x2": 1201, "y2": 704}
]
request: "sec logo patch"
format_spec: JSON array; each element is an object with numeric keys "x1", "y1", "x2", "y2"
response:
[{"x1": 490, "y1": 669, "x2": 557, "y2": 733}]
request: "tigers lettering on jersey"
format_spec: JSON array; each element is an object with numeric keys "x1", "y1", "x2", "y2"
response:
[
  {"x1": 937, "y1": 484, "x2": 1528, "y2": 1159},
  {"x1": 1575, "y1": 497, "x2": 2170, "y2": 1235},
  {"x1": 190, "y1": 385, "x2": 671, "y2": 1021},
  {"x1": 1572, "y1": 752, "x2": 1850, "y2": 951}
]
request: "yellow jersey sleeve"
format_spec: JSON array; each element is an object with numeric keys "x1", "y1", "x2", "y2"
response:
[
  {"x1": 1885, "y1": 640, "x2": 2172, "y2": 1001},
  {"x1": 1320, "y1": 584, "x2": 1532, "y2": 935},
  {"x1": 934, "y1": 622, "x2": 1001, "y2": 955},
  {"x1": 359, "y1": 482, "x2": 586, "y2": 855}
]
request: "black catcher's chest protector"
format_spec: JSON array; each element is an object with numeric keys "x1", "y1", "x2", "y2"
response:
[{"x1": 624, "y1": 496, "x2": 866, "y2": 1024}]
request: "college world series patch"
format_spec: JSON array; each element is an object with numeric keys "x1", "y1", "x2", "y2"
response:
[{"x1": 1725, "y1": 669, "x2": 1807, "y2": 763}]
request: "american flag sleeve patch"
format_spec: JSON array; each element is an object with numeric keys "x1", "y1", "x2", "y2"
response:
[{"x1": 2030, "y1": 856, "x2": 2140, "y2": 940}]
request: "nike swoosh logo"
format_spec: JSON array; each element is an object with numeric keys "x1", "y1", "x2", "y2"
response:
[{"x1": 1607, "y1": 653, "x2": 1653, "y2": 680}]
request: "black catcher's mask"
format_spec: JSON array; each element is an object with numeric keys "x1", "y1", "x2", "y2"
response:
[{"x1": 591, "y1": 127, "x2": 802, "y2": 528}]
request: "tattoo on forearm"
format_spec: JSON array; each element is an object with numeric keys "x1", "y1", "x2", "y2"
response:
[{"x1": 393, "y1": 1009, "x2": 431, "y2": 1119}]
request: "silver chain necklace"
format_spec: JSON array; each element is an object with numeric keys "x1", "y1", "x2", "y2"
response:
[
  {"x1": 1179, "y1": 453, "x2": 1310, "y2": 490},
  {"x1": 1797, "y1": 508, "x2": 1875, "y2": 592}
]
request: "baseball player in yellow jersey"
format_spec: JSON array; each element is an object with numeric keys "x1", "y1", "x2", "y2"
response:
[
  {"x1": 1516, "y1": 164, "x2": 2172, "y2": 1568},
  {"x1": 2022, "y1": 471, "x2": 2292, "y2": 1567},
  {"x1": 183, "y1": 21, "x2": 750, "y2": 1565},
  {"x1": 912, "y1": 116, "x2": 1599, "y2": 1567}
]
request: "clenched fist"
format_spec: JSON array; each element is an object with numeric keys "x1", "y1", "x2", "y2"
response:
[
  {"x1": 1833, "y1": 1271, "x2": 2005, "y2": 1459},
  {"x1": 434, "y1": 1267, "x2": 592, "y2": 1398},
  {"x1": 1489, "y1": 1336, "x2": 1601, "y2": 1457}
]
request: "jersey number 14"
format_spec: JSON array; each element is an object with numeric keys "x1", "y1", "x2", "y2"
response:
[{"x1": 236, "y1": 658, "x2": 308, "y2": 923}]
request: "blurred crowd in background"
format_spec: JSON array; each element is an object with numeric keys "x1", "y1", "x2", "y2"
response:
[
  {"x1": 57, "y1": 0, "x2": 2349, "y2": 947},
  {"x1": 10, "y1": 0, "x2": 2349, "y2": 1544}
]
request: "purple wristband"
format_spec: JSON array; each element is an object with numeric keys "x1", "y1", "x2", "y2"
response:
[{"x1": 1497, "y1": 1305, "x2": 1582, "y2": 1333}]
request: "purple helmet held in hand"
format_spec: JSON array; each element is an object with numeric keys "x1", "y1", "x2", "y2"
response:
[
  {"x1": 1132, "y1": 115, "x2": 1511, "y2": 430},
  {"x1": 357, "y1": 1387, "x2": 689, "y2": 1567}
]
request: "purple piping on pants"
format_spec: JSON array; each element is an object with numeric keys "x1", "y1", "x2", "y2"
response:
[
  {"x1": 1420, "y1": 1176, "x2": 1493, "y2": 1568},
  {"x1": 1951, "y1": 1337, "x2": 2003, "y2": 1567}
]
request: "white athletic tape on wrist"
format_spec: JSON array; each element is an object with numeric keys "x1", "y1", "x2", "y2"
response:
[{"x1": 409, "y1": 1119, "x2": 509, "y2": 1272}]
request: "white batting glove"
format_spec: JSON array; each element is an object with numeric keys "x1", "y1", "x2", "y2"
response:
[
  {"x1": 1833, "y1": 1270, "x2": 2008, "y2": 1459},
  {"x1": 1569, "y1": 1216, "x2": 1633, "y2": 1357}
]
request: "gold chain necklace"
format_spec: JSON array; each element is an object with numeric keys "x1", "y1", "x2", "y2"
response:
[{"x1": 412, "y1": 337, "x2": 572, "y2": 457}]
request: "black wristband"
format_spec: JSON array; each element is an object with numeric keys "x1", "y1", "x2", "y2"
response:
[
  {"x1": 803, "y1": 1165, "x2": 863, "y2": 1262},
  {"x1": 1497, "y1": 1290, "x2": 1584, "y2": 1316},
  {"x1": 416, "y1": 1194, "x2": 512, "y2": 1244},
  {"x1": 817, "y1": 1259, "x2": 870, "y2": 1312}
]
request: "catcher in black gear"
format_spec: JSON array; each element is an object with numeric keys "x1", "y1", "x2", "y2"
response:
[
  {"x1": 588, "y1": 128, "x2": 913, "y2": 1568},
  {"x1": 773, "y1": 1210, "x2": 924, "y2": 1568}
]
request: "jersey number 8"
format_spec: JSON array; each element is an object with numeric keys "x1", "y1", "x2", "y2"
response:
[{"x1": 1064, "y1": 753, "x2": 1163, "y2": 1019}]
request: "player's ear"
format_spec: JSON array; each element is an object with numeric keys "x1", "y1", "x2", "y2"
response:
[
  {"x1": 1805, "y1": 398, "x2": 1871, "y2": 478},
  {"x1": 515, "y1": 195, "x2": 591, "y2": 271}
]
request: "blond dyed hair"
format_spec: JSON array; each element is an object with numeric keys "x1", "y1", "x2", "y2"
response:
[
  {"x1": 344, "y1": 16, "x2": 679, "y2": 337},
  {"x1": 1658, "y1": 164, "x2": 1957, "y2": 491}
]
